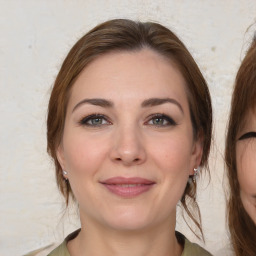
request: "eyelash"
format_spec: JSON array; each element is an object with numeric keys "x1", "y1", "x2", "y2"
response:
[
  {"x1": 238, "y1": 131, "x2": 256, "y2": 140},
  {"x1": 145, "y1": 113, "x2": 177, "y2": 127},
  {"x1": 79, "y1": 114, "x2": 111, "y2": 127},
  {"x1": 78, "y1": 113, "x2": 177, "y2": 127}
]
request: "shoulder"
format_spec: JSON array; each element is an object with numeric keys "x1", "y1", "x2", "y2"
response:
[
  {"x1": 176, "y1": 232, "x2": 213, "y2": 256},
  {"x1": 183, "y1": 239, "x2": 213, "y2": 256},
  {"x1": 47, "y1": 229, "x2": 80, "y2": 256},
  {"x1": 47, "y1": 241, "x2": 69, "y2": 256}
]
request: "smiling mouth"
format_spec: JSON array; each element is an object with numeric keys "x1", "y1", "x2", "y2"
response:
[{"x1": 100, "y1": 177, "x2": 155, "y2": 198}]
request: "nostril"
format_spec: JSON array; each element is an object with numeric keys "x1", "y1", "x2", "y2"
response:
[{"x1": 115, "y1": 157, "x2": 140, "y2": 162}]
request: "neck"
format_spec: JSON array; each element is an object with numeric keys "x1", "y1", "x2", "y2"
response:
[{"x1": 68, "y1": 214, "x2": 182, "y2": 256}]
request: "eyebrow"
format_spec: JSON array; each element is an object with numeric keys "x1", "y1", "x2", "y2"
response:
[
  {"x1": 72, "y1": 97, "x2": 183, "y2": 113},
  {"x1": 141, "y1": 98, "x2": 184, "y2": 113},
  {"x1": 72, "y1": 98, "x2": 113, "y2": 112}
]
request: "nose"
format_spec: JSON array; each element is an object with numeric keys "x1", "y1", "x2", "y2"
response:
[{"x1": 109, "y1": 125, "x2": 146, "y2": 166}]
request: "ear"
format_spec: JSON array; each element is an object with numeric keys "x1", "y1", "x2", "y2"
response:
[
  {"x1": 189, "y1": 135, "x2": 203, "y2": 175},
  {"x1": 56, "y1": 143, "x2": 66, "y2": 171}
]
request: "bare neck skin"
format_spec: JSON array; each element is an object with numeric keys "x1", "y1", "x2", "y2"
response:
[{"x1": 67, "y1": 212, "x2": 182, "y2": 256}]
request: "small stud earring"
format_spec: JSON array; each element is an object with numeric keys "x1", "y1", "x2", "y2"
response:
[
  {"x1": 62, "y1": 170, "x2": 68, "y2": 180},
  {"x1": 193, "y1": 167, "x2": 200, "y2": 183}
]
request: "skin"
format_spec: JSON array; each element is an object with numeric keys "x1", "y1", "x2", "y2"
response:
[
  {"x1": 236, "y1": 109, "x2": 256, "y2": 225},
  {"x1": 57, "y1": 49, "x2": 202, "y2": 256}
]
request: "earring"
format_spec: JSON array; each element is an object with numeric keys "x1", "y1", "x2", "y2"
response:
[
  {"x1": 62, "y1": 170, "x2": 68, "y2": 180},
  {"x1": 193, "y1": 167, "x2": 200, "y2": 183}
]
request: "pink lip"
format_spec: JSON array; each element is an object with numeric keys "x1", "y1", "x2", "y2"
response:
[{"x1": 100, "y1": 177, "x2": 155, "y2": 198}]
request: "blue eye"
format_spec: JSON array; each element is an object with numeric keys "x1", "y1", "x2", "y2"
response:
[
  {"x1": 238, "y1": 131, "x2": 256, "y2": 140},
  {"x1": 147, "y1": 114, "x2": 177, "y2": 126},
  {"x1": 79, "y1": 114, "x2": 110, "y2": 126}
]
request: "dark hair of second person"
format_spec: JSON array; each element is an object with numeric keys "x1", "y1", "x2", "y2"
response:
[{"x1": 225, "y1": 36, "x2": 256, "y2": 256}]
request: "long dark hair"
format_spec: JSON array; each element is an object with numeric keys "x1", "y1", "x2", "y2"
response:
[{"x1": 225, "y1": 37, "x2": 256, "y2": 256}]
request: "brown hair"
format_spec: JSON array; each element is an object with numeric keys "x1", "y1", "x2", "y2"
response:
[
  {"x1": 47, "y1": 19, "x2": 212, "y2": 239},
  {"x1": 225, "y1": 38, "x2": 256, "y2": 255}
]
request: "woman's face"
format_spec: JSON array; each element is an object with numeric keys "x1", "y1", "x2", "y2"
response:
[
  {"x1": 236, "y1": 109, "x2": 256, "y2": 224},
  {"x1": 57, "y1": 49, "x2": 202, "y2": 232}
]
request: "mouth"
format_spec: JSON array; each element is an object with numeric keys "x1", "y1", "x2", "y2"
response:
[{"x1": 100, "y1": 177, "x2": 156, "y2": 198}]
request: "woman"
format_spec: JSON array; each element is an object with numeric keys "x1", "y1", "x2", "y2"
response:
[
  {"x1": 225, "y1": 36, "x2": 256, "y2": 256},
  {"x1": 47, "y1": 19, "x2": 212, "y2": 256}
]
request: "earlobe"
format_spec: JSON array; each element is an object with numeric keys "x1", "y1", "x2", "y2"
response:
[{"x1": 190, "y1": 137, "x2": 203, "y2": 175}]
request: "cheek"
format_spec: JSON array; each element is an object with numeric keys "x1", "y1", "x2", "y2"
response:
[
  {"x1": 237, "y1": 143, "x2": 256, "y2": 195},
  {"x1": 61, "y1": 132, "x2": 111, "y2": 204},
  {"x1": 62, "y1": 131, "x2": 109, "y2": 175},
  {"x1": 149, "y1": 134, "x2": 194, "y2": 176},
  {"x1": 240, "y1": 192, "x2": 256, "y2": 225},
  {"x1": 150, "y1": 136, "x2": 193, "y2": 208}
]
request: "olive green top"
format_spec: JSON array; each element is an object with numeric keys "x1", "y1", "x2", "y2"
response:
[{"x1": 48, "y1": 229, "x2": 212, "y2": 256}]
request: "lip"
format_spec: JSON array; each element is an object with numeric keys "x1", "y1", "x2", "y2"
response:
[{"x1": 100, "y1": 177, "x2": 155, "y2": 198}]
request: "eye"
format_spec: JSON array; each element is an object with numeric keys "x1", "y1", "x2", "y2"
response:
[
  {"x1": 146, "y1": 114, "x2": 177, "y2": 127},
  {"x1": 79, "y1": 114, "x2": 111, "y2": 127},
  {"x1": 238, "y1": 131, "x2": 256, "y2": 140}
]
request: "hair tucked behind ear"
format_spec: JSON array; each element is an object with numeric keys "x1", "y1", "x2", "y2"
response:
[{"x1": 47, "y1": 19, "x2": 212, "y2": 240}]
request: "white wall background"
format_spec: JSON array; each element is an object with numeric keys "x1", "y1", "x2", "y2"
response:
[{"x1": 0, "y1": 1, "x2": 255, "y2": 255}]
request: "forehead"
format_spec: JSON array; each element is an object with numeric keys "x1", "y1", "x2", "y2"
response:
[{"x1": 68, "y1": 49, "x2": 189, "y2": 109}]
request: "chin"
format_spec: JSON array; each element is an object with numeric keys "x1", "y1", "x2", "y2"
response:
[{"x1": 101, "y1": 207, "x2": 156, "y2": 232}]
